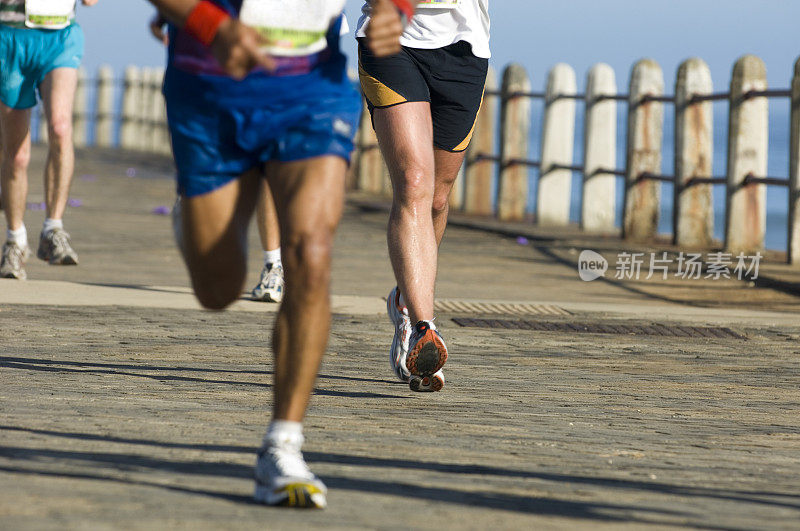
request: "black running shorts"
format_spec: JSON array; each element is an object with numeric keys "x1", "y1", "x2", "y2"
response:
[{"x1": 358, "y1": 39, "x2": 489, "y2": 153}]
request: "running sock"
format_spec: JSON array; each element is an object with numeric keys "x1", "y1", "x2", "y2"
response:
[
  {"x1": 267, "y1": 420, "x2": 303, "y2": 440},
  {"x1": 263, "y1": 248, "x2": 282, "y2": 268},
  {"x1": 7, "y1": 225, "x2": 27, "y2": 246},
  {"x1": 42, "y1": 218, "x2": 63, "y2": 235}
]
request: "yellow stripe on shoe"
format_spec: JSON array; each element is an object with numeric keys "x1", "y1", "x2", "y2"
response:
[{"x1": 275, "y1": 483, "x2": 327, "y2": 509}]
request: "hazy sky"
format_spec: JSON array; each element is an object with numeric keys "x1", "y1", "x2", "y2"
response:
[{"x1": 76, "y1": 0, "x2": 799, "y2": 91}]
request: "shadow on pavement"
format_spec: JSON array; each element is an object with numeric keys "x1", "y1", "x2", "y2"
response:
[
  {"x1": 0, "y1": 356, "x2": 401, "y2": 399},
  {"x1": 1, "y1": 425, "x2": 798, "y2": 520}
]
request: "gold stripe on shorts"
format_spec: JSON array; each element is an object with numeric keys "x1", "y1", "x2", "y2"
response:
[{"x1": 358, "y1": 62, "x2": 407, "y2": 108}]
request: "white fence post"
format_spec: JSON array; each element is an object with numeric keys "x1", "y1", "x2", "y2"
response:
[
  {"x1": 94, "y1": 65, "x2": 115, "y2": 147},
  {"x1": 497, "y1": 64, "x2": 532, "y2": 221},
  {"x1": 537, "y1": 63, "x2": 576, "y2": 226},
  {"x1": 725, "y1": 55, "x2": 768, "y2": 254},
  {"x1": 463, "y1": 66, "x2": 498, "y2": 216},
  {"x1": 120, "y1": 66, "x2": 142, "y2": 150},
  {"x1": 789, "y1": 57, "x2": 800, "y2": 264},
  {"x1": 72, "y1": 67, "x2": 88, "y2": 148},
  {"x1": 674, "y1": 58, "x2": 714, "y2": 248},
  {"x1": 581, "y1": 63, "x2": 617, "y2": 233},
  {"x1": 623, "y1": 59, "x2": 664, "y2": 242}
]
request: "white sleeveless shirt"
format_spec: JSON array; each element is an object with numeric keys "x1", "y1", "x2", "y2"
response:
[{"x1": 355, "y1": 0, "x2": 490, "y2": 59}]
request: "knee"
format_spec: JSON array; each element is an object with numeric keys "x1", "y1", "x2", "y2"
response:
[
  {"x1": 189, "y1": 260, "x2": 246, "y2": 310},
  {"x1": 193, "y1": 279, "x2": 242, "y2": 310},
  {"x1": 47, "y1": 116, "x2": 73, "y2": 148},
  {"x1": 394, "y1": 167, "x2": 433, "y2": 207},
  {"x1": 283, "y1": 232, "x2": 334, "y2": 293},
  {"x1": 432, "y1": 190, "x2": 452, "y2": 216},
  {"x1": 6, "y1": 146, "x2": 31, "y2": 173},
  {"x1": 431, "y1": 178, "x2": 457, "y2": 216}
]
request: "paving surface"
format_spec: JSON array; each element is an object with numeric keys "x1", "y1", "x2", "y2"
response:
[{"x1": 1, "y1": 146, "x2": 799, "y2": 529}]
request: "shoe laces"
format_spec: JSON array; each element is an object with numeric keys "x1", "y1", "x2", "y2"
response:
[
  {"x1": 265, "y1": 432, "x2": 312, "y2": 479},
  {"x1": 48, "y1": 229, "x2": 71, "y2": 249},
  {"x1": 3, "y1": 242, "x2": 26, "y2": 265},
  {"x1": 264, "y1": 264, "x2": 283, "y2": 290}
]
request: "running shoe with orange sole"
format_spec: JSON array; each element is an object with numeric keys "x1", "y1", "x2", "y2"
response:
[
  {"x1": 406, "y1": 320, "x2": 448, "y2": 378},
  {"x1": 409, "y1": 369, "x2": 445, "y2": 392}
]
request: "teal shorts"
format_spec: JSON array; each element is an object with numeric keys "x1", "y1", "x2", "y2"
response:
[{"x1": 0, "y1": 23, "x2": 84, "y2": 109}]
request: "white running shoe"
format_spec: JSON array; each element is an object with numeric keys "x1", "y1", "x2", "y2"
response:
[
  {"x1": 37, "y1": 228, "x2": 78, "y2": 265},
  {"x1": 1, "y1": 241, "x2": 30, "y2": 280},
  {"x1": 252, "y1": 263, "x2": 284, "y2": 302},
  {"x1": 409, "y1": 369, "x2": 445, "y2": 392},
  {"x1": 254, "y1": 431, "x2": 327, "y2": 509},
  {"x1": 387, "y1": 287, "x2": 411, "y2": 382}
]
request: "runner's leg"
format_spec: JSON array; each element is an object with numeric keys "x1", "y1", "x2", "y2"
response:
[
  {"x1": 180, "y1": 169, "x2": 260, "y2": 309},
  {"x1": 265, "y1": 155, "x2": 346, "y2": 421},
  {"x1": 0, "y1": 104, "x2": 32, "y2": 231},
  {"x1": 39, "y1": 68, "x2": 77, "y2": 222},
  {"x1": 432, "y1": 148, "x2": 467, "y2": 245},
  {"x1": 256, "y1": 180, "x2": 280, "y2": 252},
  {"x1": 373, "y1": 102, "x2": 436, "y2": 325}
]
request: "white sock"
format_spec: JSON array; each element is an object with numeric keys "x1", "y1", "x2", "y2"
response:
[
  {"x1": 263, "y1": 248, "x2": 281, "y2": 267},
  {"x1": 7, "y1": 225, "x2": 27, "y2": 246},
  {"x1": 42, "y1": 218, "x2": 63, "y2": 234},
  {"x1": 265, "y1": 420, "x2": 303, "y2": 446}
]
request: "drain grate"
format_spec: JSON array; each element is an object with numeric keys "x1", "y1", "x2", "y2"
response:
[
  {"x1": 435, "y1": 300, "x2": 571, "y2": 317},
  {"x1": 453, "y1": 318, "x2": 747, "y2": 339}
]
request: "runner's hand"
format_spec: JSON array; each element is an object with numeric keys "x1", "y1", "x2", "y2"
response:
[
  {"x1": 81, "y1": 0, "x2": 99, "y2": 5},
  {"x1": 365, "y1": 0, "x2": 405, "y2": 57},
  {"x1": 210, "y1": 18, "x2": 276, "y2": 79},
  {"x1": 149, "y1": 13, "x2": 169, "y2": 45}
]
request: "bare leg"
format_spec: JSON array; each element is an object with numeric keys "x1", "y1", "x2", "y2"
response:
[
  {"x1": 373, "y1": 102, "x2": 436, "y2": 324},
  {"x1": 180, "y1": 170, "x2": 260, "y2": 310},
  {"x1": 256, "y1": 178, "x2": 281, "y2": 252},
  {"x1": 265, "y1": 156, "x2": 346, "y2": 422},
  {"x1": 39, "y1": 68, "x2": 77, "y2": 221},
  {"x1": 0, "y1": 104, "x2": 32, "y2": 232},
  {"x1": 432, "y1": 148, "x2": 467, "y2": 245}
]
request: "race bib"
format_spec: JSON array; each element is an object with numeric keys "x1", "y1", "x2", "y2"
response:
[
  {"x1": 239, "y1": 0, "x2": 346, "y2": 57},
  {"x1": 25, "y1": 0, "x2": 75, "y2": 29},
  {"x1": 417, "y1": 0, "x2": 460, "y2": 8}
]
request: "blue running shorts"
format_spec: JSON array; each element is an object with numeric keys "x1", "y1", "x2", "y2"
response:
[
  {"x1": 0, "y1": 24, "x2": 84, "y2": 109},
  {"x1": 165, "y1": 68, "x2": 362, "y2": 198}
]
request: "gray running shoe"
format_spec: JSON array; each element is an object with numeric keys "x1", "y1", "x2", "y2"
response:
[
  {"x1": 254, "y1": 431, "x2": 327, "y2": 508},
  {"x1": 1, "y1": 241, "x2": 31, "y2": 280},
  {"x1": 251, "y1": 263, "x2": 284, "y2": 302},
  {"x1": 37, "y1": 228, "x2": 78, "y2": 265}
]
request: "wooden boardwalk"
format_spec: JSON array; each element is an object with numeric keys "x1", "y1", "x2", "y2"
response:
[{"x1": 1, "y1": 147, "x2": 799, "y2": 529}]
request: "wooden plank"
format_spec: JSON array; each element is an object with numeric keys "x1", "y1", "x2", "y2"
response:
[
  {"x1": 581, "y1": 63, "x2": 617, "y2": 233},
  {"x1": 120, "y1": 66, "x2": 142, "y2": 150},
  {"x1": 497, "y1": 64, "x2": 532, "y2": 221},
  {"x1": 463, "y1": 66, "x2": 498, "y2": 216},
  {"x1": 623, "y1": 59, "x2": 664, "y2": 242},
  {"x1": 789, "y1": 56, "x2": 800, "y2": 264},
  {"x1": 674, "y1": 58, "x2": 714, "y2": 248},
  {"x1": 725, "y1": 55, "x2": 768, "y2": 254},
  {"x1": 537, "y1": 63, "x2": 577, "y2": 226},
  {"x1": 94, "y1": 65, "x2": 115, "y2": 148},
  {"x1": 72, "y1": 67, "x2": 88, "y2": 148}
]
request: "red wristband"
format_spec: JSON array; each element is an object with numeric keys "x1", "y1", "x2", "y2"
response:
[
  {"x1": 390, "y1": 0, "x2": 415, "y2": 22},
  {"x1": 184, "y1": 1, "x2": 230, "y2": 47}
]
